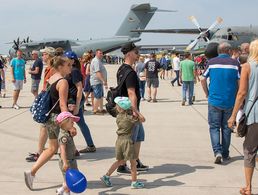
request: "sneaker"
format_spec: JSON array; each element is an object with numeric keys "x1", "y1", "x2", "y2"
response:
[
  {"x1": 74, "y1": 150, "x2": 80, "y2": 157},
  {"x1": 171, "y1": 81, "x2": 174, "y2": 86},
  {"x1": 117, "y1": 164, "x2": 131, "y2": 174},
  {"x1": 56, "y1": 186, "x2": 64, "y2": 195},
  {"x1": 63, "y1": 191, "x2": 70, "y2": 195},
  {"x1": 223, "y1": 156, "x2": 231, "y2": 162},
  {"x1": 214, "y1": 153, "x2": 222, "y2": 164},
  {"x1": 181, "y1": 101, "x2": 186, "y2": 106},
  {"x1": 131, "y1": 181, "x2": 144, "y2": 189},
  {"x1": 136, "y1": 159, "x2": 149, "y2": 171},
  {"x1": 100, "y1": 175, "x2": 112, "y2": 187},
  {"x1": 79, "y1": 146, "x2": 96, "y2": 153},
  {"x1": 26, "y1": 153, "x2": 40, "y2": 162},
  {"x1": 147, "y1": 97, "x2": 152, "y2": 102},
  {"x1": 24, "y1": 171, "x2": 34, "y2": 190},
  {"x1": 13, "y1": 104, "x2": 20, "y2": 110},
  {"x1": 141, "y1": 98, "x2": 145, "y2": 101},
  {"x1": 152, "y1": 99, "x2": 157, "y2": 103}
]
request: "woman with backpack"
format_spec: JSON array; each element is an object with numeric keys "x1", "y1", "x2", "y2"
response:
[{"x1": 24, "y1": 56, "x2": 73, "y2": 190}]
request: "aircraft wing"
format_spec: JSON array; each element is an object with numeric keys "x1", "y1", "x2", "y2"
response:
[{"x1": 131, "y1": 28, "x2": 208, "y2": 34}]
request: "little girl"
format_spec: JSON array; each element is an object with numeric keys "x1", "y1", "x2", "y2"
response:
[{"x1": 56, "y1": 111, "x2": 80, "y2": 195}]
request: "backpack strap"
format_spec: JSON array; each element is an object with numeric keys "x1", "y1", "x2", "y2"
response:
[
  {"x1": 116, "y1": 65, "x2": 134, "y2": 89},
  {"x1": 246, "y1": 96, "x2": 258, "y2": 118},
  {"x1": 45, "y1": 78, "x2": 66, "y2": 116}
]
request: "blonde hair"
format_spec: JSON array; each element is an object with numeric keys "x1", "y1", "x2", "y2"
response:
[
  {"x1": 248, "y1": 39, "x2": 258, "y2": 63},
  {"x1": 50, "y1": 56, "x2": 68, "y2": 70}
]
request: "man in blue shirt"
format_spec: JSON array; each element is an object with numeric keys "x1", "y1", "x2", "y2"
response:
[
  {"x1": 201, "y1": 42, "x2": 240, "y2": 164},
  {"x1": 10, "y1": 50, "x2": 26, "y2": 109}
]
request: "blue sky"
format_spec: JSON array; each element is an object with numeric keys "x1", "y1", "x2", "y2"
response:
[{"x1": 0, "y1": 0, "x2": 257, "y2": 54}]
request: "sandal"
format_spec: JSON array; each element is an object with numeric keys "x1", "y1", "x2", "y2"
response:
[
  {"x1": 93, "y1": 110, "x2": 104, "y2": 115},
  {"x1": 240, "y1": 187, "x2": 252, "y2": 195}
]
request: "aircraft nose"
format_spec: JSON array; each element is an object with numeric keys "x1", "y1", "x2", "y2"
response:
[{"x1": 9, "y1": 48, "x2": 16, "y2": 58}]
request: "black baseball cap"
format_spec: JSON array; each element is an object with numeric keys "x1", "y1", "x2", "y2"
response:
[{"x1": 121, "y1": 42, "x2": 140, "y2": 55}]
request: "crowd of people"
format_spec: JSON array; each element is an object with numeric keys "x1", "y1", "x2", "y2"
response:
[{"x1": 0, "y1": 40, "x2": 257, "y2": 194}]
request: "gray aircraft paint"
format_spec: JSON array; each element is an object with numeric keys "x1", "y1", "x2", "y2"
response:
[{"x1": 9, "y1": 3, "x2": 157, "y2": 60}]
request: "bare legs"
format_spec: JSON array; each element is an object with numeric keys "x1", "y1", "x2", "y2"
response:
[{"x1": 31, "y1": 139, "x2": 58, "y2": 176}]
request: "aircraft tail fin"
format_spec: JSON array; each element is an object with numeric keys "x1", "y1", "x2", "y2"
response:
[{"x1": 115, "y1": 3, "x2": 157, "y2": 38}]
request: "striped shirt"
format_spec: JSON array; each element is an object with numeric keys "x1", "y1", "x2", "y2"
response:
[{"x1": 203, "y1": 54, "x2": 240, "y2": 109}]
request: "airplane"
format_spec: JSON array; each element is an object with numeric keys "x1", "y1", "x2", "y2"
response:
[
  {"x1": 131, "y1": 16, "x2": 258, "y2": 52},
  {"x1": 8, "y1": 3, "x2": 175, "y2": 60}
]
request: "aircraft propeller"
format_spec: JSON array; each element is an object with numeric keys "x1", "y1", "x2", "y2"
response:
[
  {"x1": 186, "y1": 16, "x2": 223, "y2": 51},
  {"x1": 13, "y1": 37, "x2": 20, "y2": 50}
]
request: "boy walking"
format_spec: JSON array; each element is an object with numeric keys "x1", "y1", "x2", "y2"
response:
[{"x1": 101, "y1": 97, "x2": 145, "y2": 189}]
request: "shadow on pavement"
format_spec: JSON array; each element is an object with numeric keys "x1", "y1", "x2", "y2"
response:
[
  {"x1": 77, "y1": 147, "x2": 115, "y2": 162},
  {"x1": 32, "y1": 184, "x2": 62, "y2": 191},
  {"x1": 221, "y1": 155, "x2": 243, "y2": 166},
  {"x1": 87, "y1": 163, "x2": 214, "y2": 193}
]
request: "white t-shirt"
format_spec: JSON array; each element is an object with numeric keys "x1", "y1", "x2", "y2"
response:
[{"x1": 173, "y1": 56, "x2": 180, "y2": 71}]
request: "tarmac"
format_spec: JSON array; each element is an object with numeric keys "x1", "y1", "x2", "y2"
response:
[{"x1": 0, "y1": 63, "x2": 257, "y2": 195}]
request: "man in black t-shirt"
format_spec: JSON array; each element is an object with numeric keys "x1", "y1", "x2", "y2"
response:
[
  {"x1": 144, "y1": 53, "x2": 161, "y2": 102},
  {"x1": 116, "y1": 42, "x2": 149, "y2": 174},
  {"x1": 28, "y1": 50, "x2": 43, "y2": 97}
]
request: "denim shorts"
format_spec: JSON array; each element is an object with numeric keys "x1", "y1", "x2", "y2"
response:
[
  {"x1": 132, "y1": 123, "x2": 145, "y2": 142},
  {"x1": 31, "y1": 79, "x2": 40, "y2": 92},
  {"x1": 92, "y1": 83, "x2": 104, "y2": 99}
]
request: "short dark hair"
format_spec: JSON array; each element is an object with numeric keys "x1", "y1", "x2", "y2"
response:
[{"x1": 184, "y1": 52, "x2": 191, "y2": 58}]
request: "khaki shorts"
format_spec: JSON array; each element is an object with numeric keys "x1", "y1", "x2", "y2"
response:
[
  {"x1": 115, "y1": 136, "x2": 136, "y2": 161},
  {"x1": 45, "y1": 114, "x2": 60, "y2": 139},
  {"x1": 59, "y1": 158, "x2": 78, "y2": 179},
  {"x1": 13, "y1": 80, "x2": 23, "y2": 90}
]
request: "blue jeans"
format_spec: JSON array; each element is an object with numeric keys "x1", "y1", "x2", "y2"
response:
[
  {"x1": 171, "y1": 70, "x2": 180, "y2": 85},
  {"x1": 182, "y1": 81, "x2": 194, "y2": 104},
  {"x1": 139, "y1": 81, "x2": 146, "y2": 98},
  {"x1": 208, "y1": 104, "x2": 232, "y2": 158},
  {"x1": 76, "y1": 99, "x2": 94, "y2": 146}
]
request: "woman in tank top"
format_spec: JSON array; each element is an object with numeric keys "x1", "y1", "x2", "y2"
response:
[
  {"x1": 24, "y1": 56, "x2": 73, "y2": 191},
  {"x1": 228, "y1": 40, "x2": 258, "y2": 195}
]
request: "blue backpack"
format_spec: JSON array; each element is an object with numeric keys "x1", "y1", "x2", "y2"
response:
[{"x1": 30, "y1": 79, "x2": 62, "y2": 123}]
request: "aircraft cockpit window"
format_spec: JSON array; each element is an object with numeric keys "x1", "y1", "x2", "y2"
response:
[
  {"x1": 222, "y1": 35, "x2": 227, "y2": 39},
  {"x1": 232, "y1": 35, "x2": 238, "y2": 41},
  {"x1": 227, "y1": 34, "x2": 238, "y2": 41}
]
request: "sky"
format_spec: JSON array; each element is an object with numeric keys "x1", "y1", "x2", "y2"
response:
[{"x1": 0, "y1": 0, "x2": 258, "y2": 55}]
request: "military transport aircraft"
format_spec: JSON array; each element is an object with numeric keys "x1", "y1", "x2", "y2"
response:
[
  {"x1": 131, "y1": 16, "x2": 258, "y2": 51},
  {"x1": 9, "y1": 3, "x2": 175, "y2": 60}
]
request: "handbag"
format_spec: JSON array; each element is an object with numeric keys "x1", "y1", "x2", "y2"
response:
[{"x1": 237, "y1": 96, "x2": 258, "y2": 137}]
